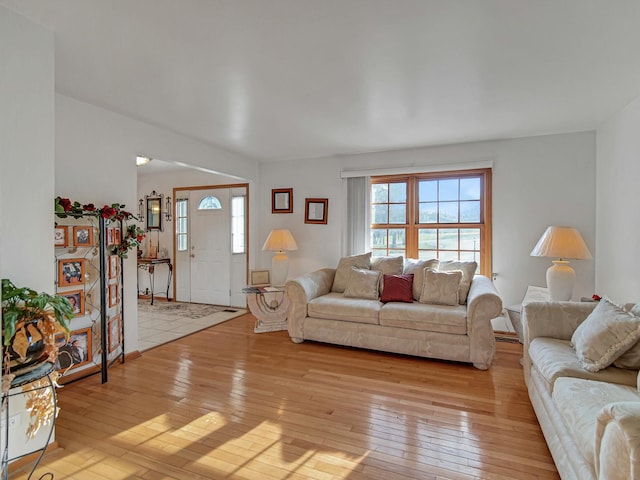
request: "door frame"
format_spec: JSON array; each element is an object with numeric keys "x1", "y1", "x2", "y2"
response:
[{"x1": 172, "y1": 183, "x2": 249, "y2": 303}]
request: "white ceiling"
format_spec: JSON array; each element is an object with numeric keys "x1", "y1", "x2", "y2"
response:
[{"x1": 4, "y1": 0, "x2": 640, "y2": 162}]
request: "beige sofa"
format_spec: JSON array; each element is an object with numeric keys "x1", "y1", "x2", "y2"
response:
[
  {"x1": 285, "y1": 254, "x2": 503, "y2": 369},
  {"x1": 523, "y1": 301, "x2": 640, "y2": 480}
]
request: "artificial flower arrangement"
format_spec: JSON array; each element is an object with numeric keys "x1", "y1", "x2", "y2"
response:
[{"x1": 54, "y1": 197, "x2": 145, "y2": 258}]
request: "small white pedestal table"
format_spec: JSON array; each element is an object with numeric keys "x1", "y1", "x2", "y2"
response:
[{"x1": 243, "y1": 286, "x2": 290, "y2": 333}]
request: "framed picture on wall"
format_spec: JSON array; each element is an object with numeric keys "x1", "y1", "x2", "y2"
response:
[
  {"x1": 305, "y1": 198, "x2": 328, "y2": 225},
  {"x1": 58, "y1": 258, "x2": 85, "y2": 287},
  {"x1": 60, "y1": 289, "x2": 84, "y2": 317},
  {"x1": 73, "y1": 225, "x2": 93, "y2": 247},
  {"x1": 54, "y1": 327, "x2": 92, "y2": 371},
  {"x1": 54, "y1": 226, "x2": 68, "y2": 247},
  {"x1": 272, "y1": 188, "x2": 293, "y2": 214},
  {"x1": 113, "y1": 227, "x2": 121, "y2": 245}
]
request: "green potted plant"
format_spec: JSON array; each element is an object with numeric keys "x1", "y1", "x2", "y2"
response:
[{"x1": 2, "y1": 278, "x2": 73, "y2": 375}]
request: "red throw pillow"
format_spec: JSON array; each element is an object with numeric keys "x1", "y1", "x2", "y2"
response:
[{"x1": 380, "y1": 274, "x2": 414, "y2": 303}]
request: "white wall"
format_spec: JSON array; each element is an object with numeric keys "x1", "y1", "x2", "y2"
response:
[
  {"x1": 0, "y1": 4, "x2": 55, "y2": 460},
  {"x1": 595, "y1": 95, "x2": 640, "y2": 302},
  {"x1": 258, "y1": 132, "x2": 596, "y2": 306},
  {"x1": 56, "y1": 94, "x2": 259, "y2": 353}
]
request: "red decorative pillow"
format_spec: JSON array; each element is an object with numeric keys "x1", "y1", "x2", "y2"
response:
[{"x1": 380, "y1": 274, "x2": 414, "y2": 303}]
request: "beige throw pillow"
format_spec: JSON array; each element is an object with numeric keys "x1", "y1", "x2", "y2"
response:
[
  {"x1": 403, "y1": 258, "x2": 439, "y2": 301},
  {"x1": 332, "y1": 252, "x2": 372, "y2": 293},
  {"x1": 614, "y1": 303, "x2": 640, "y2": 369},
  {"x1": 419, "y1": 268, "x2": 462, "y2": 306},
  {"x1": 343, "y1": 267, "x2": 381, "y2": 300},
  {"x1": 371, "y1": 255, "x2": 404, "y2": 294},
  {"x1": 571, "y1": 298, "x2": 640, "y2": 373},
  {"x1": 438, "y1": 260, "x2": 477, "y2": 304}
]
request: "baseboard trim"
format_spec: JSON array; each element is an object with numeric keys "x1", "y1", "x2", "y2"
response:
[{"x1": 8, "y1": 441, "x2": 59, "y2": 474}]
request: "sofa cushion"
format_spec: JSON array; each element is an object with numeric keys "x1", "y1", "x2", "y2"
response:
[
  {"x1": 331, "y1": 252, "x2": 372, "y2": 293},
  {"x1": 371, "y1": 255, "x2": 404, "y2": 276},
  {"x1": 529, "y1": 337, "x2": 638, "y2": 396},
  {"x1": 380, "y1": 274, "x2": 414, "y2": 304},
  {"x1": 438, "y1": 260, "x2": 477, "y2": 304},
  {"x1": 615, "y1": 302, "x2": 640, "y2": 369},
  {"x1": 308, "y1": 292, "x2": 381, "y2": 324},
  {"x1": 552, "y1": 377, "x2": 640, "y2": 469},
  {"x1": 380, "y1": 302, "x2": 467, "y2": 335},
  {"x1": 343, "y1": 267, "x2": 381, "y2": 300},
  {"x1": 403, "y1": 258, "x2": 439, "y2": 301},
  {"x1": 571, "y1": 298, "x2": 640, "y2": 372},
  {"x1": 419, "y1": 268, "x2": 462, "y2": 306}
]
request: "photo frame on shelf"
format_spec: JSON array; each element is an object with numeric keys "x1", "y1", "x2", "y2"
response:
[
  {"x1": 106, "y1": 228, "x2": 115, "y2": 246},
  {"x1": 60, "y1": 289, "x2": 84, "y2": 317},
  {"x1": 73, "y1": 225, "x2": 93, "y2": 247},
  {"x1": 54, "y1": 226, "x2": 68, "y2": 247},
  {"x1": 58, "y1": 258, "x2": 85, "y2": 287},
  {"x1": 109, "y1": 283, "x2": 119, "y2": 307},
  {"x1": 54, "y1": 327, "x2": 92, "y2": 371},
  {"x1": 113, "y1": 227, "x2": 121, "y2": 245},
  {"x1": 108, "y1": 315, "x2": 122, "y2": 353},
  {"x1": 108, "y1": 255, "x2": 119, "y2": 279},
  {"x1": 272, "y1": 188, "x2": 293, "y2": 214},
  {"x1": 305, "y1": 198, "x2": 328, "y2": 224},
  {"x1": 250, "y1": 270, "x2": 270, "y2": 286}
]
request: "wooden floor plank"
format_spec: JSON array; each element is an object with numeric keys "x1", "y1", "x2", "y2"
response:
[{"x1": 9, "y1": 314, "x2": 558, "y2": 480}]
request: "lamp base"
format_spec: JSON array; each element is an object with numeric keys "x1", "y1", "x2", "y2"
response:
[
  {"x1": 546, "y1": 260, "x2": 575, "y2": 301},
  {"x1": 271, "y1": 251, "x2": 290, "y2": 287}
]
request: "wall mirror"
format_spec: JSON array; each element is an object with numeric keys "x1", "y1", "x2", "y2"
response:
[{"x1": 146, "y1": 192, "x2": 164, "y2": 231}]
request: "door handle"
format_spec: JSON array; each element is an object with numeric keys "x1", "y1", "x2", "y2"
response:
[{"x1": 190, "y1": 254, "x2": 195, "y2": 258}]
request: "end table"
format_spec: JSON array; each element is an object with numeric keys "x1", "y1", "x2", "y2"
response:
[{"x1": 243, "y1": 286, "x2": 290, "y2": 333}]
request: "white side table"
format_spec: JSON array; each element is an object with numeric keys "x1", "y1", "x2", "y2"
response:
[{"x1": 243, "y1": 287, "x2": 290, "y2": 333}]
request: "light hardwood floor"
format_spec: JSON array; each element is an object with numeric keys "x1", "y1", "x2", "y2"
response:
[{"x1": 12, "y1": 314, "x2": 558, "y2": 480}]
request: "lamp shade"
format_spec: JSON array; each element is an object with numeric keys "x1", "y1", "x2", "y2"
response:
[
  {"x1": 530, "y1": 226, "x2": 592, "y2": 260},
  {"x1": 262, "y1": 229, "x2": 298, "y2": 252}
]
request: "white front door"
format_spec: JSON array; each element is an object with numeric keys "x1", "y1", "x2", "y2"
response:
[{"x1": 189, "y1": 189, "x2": 231, "y2": 305}]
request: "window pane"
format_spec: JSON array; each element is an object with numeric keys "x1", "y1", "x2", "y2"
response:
[
  {"x1": 439, "y1": 179, "x2": 458, "y2": 201},
  {"x1": 438, "y1": 202, "x2": 458, "y2": 223},
  {"x1": 372, "y1": 205, "x2": 388, "y2": 224},
  {"x1": 231, "y1": 196, "x2": 245, "y2": 254},
  {"x1": 418, "y1": 202, "x2": 437, "y2": 223},
  {"x1": 388, "y1": 229, "x2": 406, "y2": 249},
  {"x1": 460, "y1": 201, "x2": 480, "y2": 223},
  {"x1": 371, "y1": 229, "x2": 387, "y2": 248},
  {"x1": 389, "y1": 183, "x2": 407, "y2": 203},
  {"x1": 438, "y1": 250, "x2": 459, "y2": 261},
  {"x1": 460, "y1": 178, "x2": 480, "y2": 200},
  {"x1": 438, "y1": 229, "x2": 459, "y2": 250},
  {"x1": 418, "y1": 180, "x2": 437, "y2": 202},
  {"x1": 418, "y1": 250, "x2": 438, "y2": 260},
  {"x1": 177, "y1": 218, "x2": 187, "y2": 234},
  {"x1": 418, "y1": 228, "x2": 437, "y2": 249},
  {"x1": 460, "y1": 228, "x2": 480, "y2": 251},
  {"x1": 177, "y1": 199, "x2": 188, "y2": 216},
  {"x1": 177, "y1": 234, "x2": 187, "y2": 252},
  {"x1": 372, "y1": 184, "x2": 388, "y2": 203},
  {"x1": 389, "y1": 204, "x2": 406, "y2": 224},
  {"x1": 389, "y1": 249, "x2": 405, "y2": 256},
  {"x1": 460, "y1": 250, "x2": 481, "y2": 272},
  {"x1": 198, "y1": 196, "x2": 222, "y2": 210}
]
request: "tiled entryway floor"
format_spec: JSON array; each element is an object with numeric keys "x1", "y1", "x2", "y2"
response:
[{"x1": 137, "y1": 302, "x2": 247, "y2": 351}]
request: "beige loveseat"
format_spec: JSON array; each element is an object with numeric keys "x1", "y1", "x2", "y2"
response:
[
  {"x1": 523, "y1": 300, "x2": 640, "y2": 480},
  {"x1": 285, "y1": 253, "x2": 503, "y2": 370}
]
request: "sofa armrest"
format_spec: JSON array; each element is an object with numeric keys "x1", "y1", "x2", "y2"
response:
[
  {"x1": 595, "y1": 401, "x2": 640, "y2": 480},
  {"x1": 466, "y1": 275, "x2": 503, "y2": 369},
  {"x1": 522, "y1": 301, "x2": 597, "y2": 344},
  {"x1": 285, "y1": 268, "x2": 335, "y2": 341}
]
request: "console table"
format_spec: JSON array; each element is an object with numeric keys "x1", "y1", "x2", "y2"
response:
[
  {"x1": 243, "y1": 287, "x2": 289, "y2": 333},
  {"x1": 137, "y1": 258, "x2": 173, "y2": 305}
]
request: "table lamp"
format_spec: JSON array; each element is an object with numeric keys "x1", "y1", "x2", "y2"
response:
[
  {"x1": 262, "y1": 229, "x2": 298, "y2": 286},
  {"x1": 530, "y1": 226, "x2": 592, "y2": 301}
]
